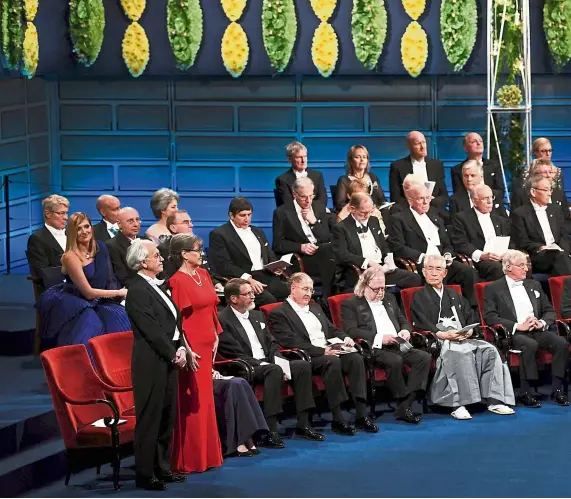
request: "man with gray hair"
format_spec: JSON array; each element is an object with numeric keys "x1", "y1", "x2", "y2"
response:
[
  {"x1": 93, "y1": 194, "x2": 121, "y2": 242},
  {"x1": 484, "y1": 249, "x2": 569, "y2": 408},
  {"x1": 106, "y1": 207, "x2": 142, "y2": 287}
]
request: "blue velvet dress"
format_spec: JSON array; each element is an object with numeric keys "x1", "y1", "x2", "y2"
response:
[{"x1": 36, "y1": 241, "x2": 131, "y2": 348}]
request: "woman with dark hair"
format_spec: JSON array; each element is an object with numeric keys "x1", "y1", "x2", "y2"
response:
[
  {"x1": 145, "y1": 188, "x2": 180, "y2": 243},
  {"x1": 36, "y1": 212, "x2": 129, "y2": 348}
]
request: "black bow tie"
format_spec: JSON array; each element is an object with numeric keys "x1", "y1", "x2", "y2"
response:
[{"x1": 356, "y1": 224, "x2": 368, "y2": 234}]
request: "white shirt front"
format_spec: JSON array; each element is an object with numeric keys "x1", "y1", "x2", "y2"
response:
[
  {"x1": 105, "y1": 219, "x2": 120, "y2": 238},
  {"x1": 412, "y1": 158, "x2": 428, "y2": 183},
  {"x1": 294, "y1": 200, "x2": 317, "y2": 244},
  {"x1": 287, "y1": 298, "x2": 328, "y2": 348},
  {"x1": 531, "y1": 201, "x2": 555, "y2": 245},
  {"x1": 231, "y1": 221, "x2": 264, "y2": 274},
  {"x1": 410, "y1": 208, "x2": 441, "y2": 253},
  {"x1": 505, "y1": 275, "x2": 535, "y2": 324},
  {"x1": 368, "y1": 299, "x2": 398, "y2": 349},
  {"x1": 472, "y1": 209, "x2": 497, "y2": 262},
  {"x1": 293, "y1": 169, "x2": 308, "y2": 179},
  {"x1": 45, "y1": 224, "x2": 66, "y2": 251},
  {"x1": 231, "y1": 307, "x2": 266, "y2": 360}
]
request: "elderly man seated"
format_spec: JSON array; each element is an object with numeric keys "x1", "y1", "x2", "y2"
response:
[
  {"x1": 105, "y1": 207, "x2": 142, "y2": 287},
  {"x1": 411, "y1": 254, "x2": 515, "y2": 420}
]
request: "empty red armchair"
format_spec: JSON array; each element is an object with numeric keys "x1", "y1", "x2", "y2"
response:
[{"x1": 41, "y1": 344, "x2": 135, "y2": 490}]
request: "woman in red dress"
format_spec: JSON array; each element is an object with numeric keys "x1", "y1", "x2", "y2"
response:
[{"x1": 168, "y1": 233, "x2": 223, "y2": 473}]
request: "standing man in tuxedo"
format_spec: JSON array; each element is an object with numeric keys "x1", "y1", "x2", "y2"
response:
[
  {"x1": 389, "y1": 131, "x2": 449, "y2": 222},
  {"x1": 209, "y1": 197, "x2": 289, "y2": 307},
  {"x1": 93, "y1": 195, "x2": 121, "y2": 242},
  {"x1": 275, "y1": 141, "x2": 327, "y2": 209},
  {"x1": 511, "y1": 175, "x2": 571, "y2": 276},
  {"x1": 106, "y1": 207, "x2": 142, "y2": 287},
  {"x1": 125, "y1": 239, "x2": 189, "y2": 491},
  {"x1": 483, "y1": 250, "x2": 569, "y2": 408},
  {"x1": 218, "y1": 278, "x2": 323, "y2": 444},
  {"x1": 272, "y1": 177, "x2": 336, "y2": 301},
  {"x1": 450, "y1": 184, "x2": 512, "y2": 281},
  {"x1": 332, "y1": 192, "x2": 422, "y2": 290}
]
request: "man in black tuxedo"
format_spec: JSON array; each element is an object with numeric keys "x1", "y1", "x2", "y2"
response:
[
  {"x1": 26, "y1": 194, "x2": 69, "y2": 292},
  {"x1": 209, "y1": 197, "x2": 289, "y2": 307},
  {"x1": 341, "y1": 268, "x2": 431, "y2": 424},
  {"x1": 451, "y1": 184, "x2": 512, "y2": 281},
  {"x1": 511, "y1": 175, "x2": 571, "y2": 276},
  {"x1": 483, "y1": 249, "x2": 569, "y2": 408},
  {"x1": 275, "y1": 141, "x2": 327, "y2": 209},
  {"x1": 218, "y1": 279, "x2": 323, "y2": 444},
  {"x1": 268, "y1": 273, "x2": 378, "y2": 435},
  {"x1": 388, "y1": 183, "x2": 477, "y2": 305},
  {"x1": 332, "y1": 192, "x2": 422, "y2": 290},
  {"x1": 125, "y1": 239, "x2": 189, "y2": 491},
  {"x1": 389, "y1": 131, "x2": 449, "y2": 221},
  {"x1": 272, "y1": 177, "x2": 336, "y2": 300},
  {"x1": 451, "y1": 132, "x2": 505, "y2": 197},
  {"x1": 92, "y1": 195, "x2": 121, "y2": 242},
  {"x1": 106, "y1": 207, "x2": 142, "y2": 287}
]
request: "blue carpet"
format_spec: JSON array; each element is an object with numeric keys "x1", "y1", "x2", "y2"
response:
[{"x1": 26, "y1": 401, "x2": 571, "y2": 498}]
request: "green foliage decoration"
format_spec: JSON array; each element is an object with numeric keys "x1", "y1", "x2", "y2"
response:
[
  {"x1": 167, "y1": 0, "x2": 203, "y2": 70},
  {"x1": 262, "y1": 0, "x2": 297, "y2": 73},
  {"x1": 440, "y1": 0, "x2": 477, "y2": 72},
  {"x1": 543, "y1": 0, "x2": 571, "y2": 71},
  {"x1": 1, "y1": 0, "x2": 24, "y2": 70},
  {"x1": 492, "y1": 0, "x2": 521, "y2": 84},
  {"x1": 69, "y1": 0, "x2": 105, "y2": 67},
  {"x1": 351, "y1": 0, "x2": 387, "y2": 70}
]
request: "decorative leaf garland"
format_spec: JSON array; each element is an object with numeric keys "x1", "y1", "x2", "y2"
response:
[
  {"x1": 69, "y1": 0, "x2": 105, "y2": 67},
  {"x1": 167, "y1": 0, "x2": 203, "y2": 70},
  {"x1": 440, "y1": 0, "x2": 477, "y2": 72},
  {"x1": 220, "y1": 0, "x2": 249, "y2": 77},
  {"x1": 402, "y1": 0, "x2": 425, "y2": 21},
  {"x1": 120, "y1": 0, "x2": 149, "y2": 77},
  {"x1": 262, "y1": 0, "x2": 297, "y2": 73},
  {"x1": 221, "y1": 0, "x2": 246, "y2": 21},
  {"x1": 543, "y1": 0, "x2": 571, "y2": 71},
  {"x1": 351, "y1": 0, "x2": 387, "y2": 71},
  {"x1": 496, "y1": 84, "x2": 522, "y2": 108},
  {"x1": 1, "y1": 0, "x2": 24, "y2": 70},
  {"x1": 120, "y1": 0, "x2": 145, "y2": 21},
  {"x1": 310, "y1": 0, "x2": 335, "y2": 22},
  {"x1": 310, "y1": 0, "x2": 338, "y2": 77},
  {"x1": 401, "y1": 20, "x2": 427, "y2": 77},
  {"x1": 21, "y1": 0, "x2": 38, "y2": 77},
  {"x1": 24, "y1": 0, "x2": 37, "y2": 20}
]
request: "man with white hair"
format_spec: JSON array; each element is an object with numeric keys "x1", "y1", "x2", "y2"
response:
[
  {"x1": 484, "y1": 250, "x2": 569, "y2": 408},
  {"x1": 411, "y1": 254, "x2": 515, "y2": 420},
  {"x1": 93, "y1": 194, "x2": 121, "y2": 241},
  {"x1": 106, "y1": 207, "x2": 142, "y2": 287}
]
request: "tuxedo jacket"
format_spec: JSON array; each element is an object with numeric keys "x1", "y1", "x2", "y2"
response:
[
  {"x1": 209, "y1": 221, "x2": 277, "y2": 278},
  {"x1": 483, "y1": 276, "x2": 556, "y2": 331},
  {"x1": 275, "y1": 167, "x2": 327, "y2": 209},
  {"x1": 105, "y1": 232, "x2": 138, "y2": 287},
  {"x1": 218, "y1": 306, "x2": 279, "y2": 365},
  {"x1": 26, "y1": 226, "x2": 64, "y2": 278},
  {"x1": 341, "y1": 294, "x2": 411, "y2": 344},
  {"x1": 511, "y1": 185, "x2": 571, "y2": 233},
  {"x1": 334, "y1": 172, "x2": 387, "y2": 212},
  {"x1": 451, "y1": 158, "x2": 505, "y2": 195},
  {"x1": 268, "y1": 300, "x2": 343, "y2": 357},
  {"x1": 449, "y1": 188, "x2": 507, "y2": 218},
  {"x1": 560, "y1": 276, "x2": 571, "y2": 320},
  {"x1": 93, "y1": 220, "x2": 112, "y2": 242},
  {"x1": 387, "y1": 208, "x2": 454, "y2": 262},
  {"x1": 450, "y1": 208, "x2": 512, "y2": 257},
  {"x1": 511, "y1": 202, "x2": 570, "y2": 255},
  {"x1": 272, "y1": 202, "x2": 333, "y2": 255}
]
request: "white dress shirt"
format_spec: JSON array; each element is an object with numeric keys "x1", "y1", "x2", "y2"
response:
[
  {"x1": 231, "y1": 307, "x2": 266, "y2": 360},
  {"x1": 531, "y1": 201, "x2": 555, "y2": 245},
  {"x1": 412, "y1": 158, "x2": 428, "y2": 183},
  {"x1": 231, "y1": 221, "x2": 264, "y2": 278},
  {"x1": 472, "y1": 209, "x2": 497, "y2": 262},
  {"x1": 45, "y1": 224, "x2": 66, "y2": 251},
  {"x1": 287, "y1": 298, "x2": 328, "y2": 348},
  {"x1": 294, "y1": 200, "x2": 317, "y2": 244},
  {"x1": 368, "y1": 299, "x2": 398, "y2": 349},
  {"x1": 505, "y1": 275, "x2": 544, "y2": 334},
  {"x1": 105, "y1": 219, "x2": 120, "y2": 238},
  {"x1": 294, "y1": 169, "x2": 308, "y2": 179},
  {"x1": 352, "y1": 216, "x2": 383, "y2": 269},
  {"x1": 410, "y1": 208, "x2": 441, "y2": 256}
]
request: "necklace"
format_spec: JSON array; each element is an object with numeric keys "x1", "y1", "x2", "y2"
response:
[
  {"x1": 84, "y1": 252, "x2": 91, "y2": 260},
  {"x1": 188, "y1": 269, "x2": 202, "y2": 287}
]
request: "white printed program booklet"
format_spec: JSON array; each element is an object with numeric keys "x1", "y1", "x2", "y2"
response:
[
  {"x1": 274, "y1": 356, "x2": 291, "y2": 380},
  {"x1": 483, "y1": 236, "x2": 510, "y2": 255}
]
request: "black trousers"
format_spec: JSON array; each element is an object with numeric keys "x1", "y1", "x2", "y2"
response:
[
  {"x1": 474, "y1": 260, "x2": 504, "y2": 281},
  {"x1": 372, "y1": 346, "x2": 431, "y2": 399},
  {"x1": 293, "y1": 243, "x2": 336, "y2": 298},
  {"x1": 512, "y1": 329, "x2": 569, "y2": 381},
  {"x1": 310, "y1": 352, "x2": 367, "y2": 409},
  {"x1": 252, "y1": 270, "x2": 289, "y2": 307},
  {"x1": 531, "y1": 251, "x2": 571, "y2": 276}
]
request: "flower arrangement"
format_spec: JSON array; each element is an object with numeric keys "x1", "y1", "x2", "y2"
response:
[
  {"x1": 120, "y1": 0, "x2": 145, "y2": 21},
  {"x1": 402, "y1": 0, "x2": 425, "y2": 21},
  {"x1": 351, "y1": 0, "x2": 387, "y2": 71},
  {"x1": 543, "y1": 0, "x2": 571, "y2": 71},
  {"x1": 22, "y1": 21, "x2": 37, "y2": 77},
  {"x1": 24, "y1": 0, "x2": 37, "y2": 20},
  {"x1": 440, "y1": 0, "x2": 477, "y2": 72},
  {"x1": 496, "y1": 84, "x2": 522, "y2": 108},
  {"x1": 400, "y1": 21, "x2": 427, "y2": 78},
  {"x1": 221, "y1": 21, "x2": 249, "y2": 77},
  {"x1": 311, "y1": 21, "x2": 338, "y2": 77},
  {"x1": 220, "y1": 0, "x2": 246, "y2": 21},
  {"x1": 69, "y1": 0, "x2": 105, "y2": 67},
  {"x1": 262, "y1": 0, "x2": 297, "y2": 73},
  {"x1": 310, "y1": 0, "x2": 336, "y2": 22},
  {"x1": 167, "y1": 0, "x2": 203, "y2": 70},
  {"x1": 1, "y1": 0, "x2": 24, "y2": 70},
  {"x1": 122, "y1": 21, "x2": 149, "y2": 77}
]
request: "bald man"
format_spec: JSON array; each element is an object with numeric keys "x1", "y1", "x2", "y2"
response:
[
  {"x1": 106, "y1": 207, "x2": 142, "y2": 287},
  {"x1": 93, "y1": 195, "x2": 121, "y2": 242},
  {"x1": 389, "y1": 131, "x2": 449, "y2": 222}
]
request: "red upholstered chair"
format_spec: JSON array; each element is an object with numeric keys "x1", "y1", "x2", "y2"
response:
[
  {"x1": 88, "y1": 332, "x2": 135, "y2": 417},
  {"x1": 41, "y1": 345, "x2": 135, "y2": 490}
]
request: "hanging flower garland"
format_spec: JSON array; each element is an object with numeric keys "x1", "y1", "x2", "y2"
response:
[
  {"x1": 543, "y1": 0, "x2": 571, "y2": 71},
  {"x1": 440, "y1": 0, "x2": 477, "y2": 72},
  {"x1": 220, "y1": 0, "x2": 249, "y2": 77},
  {"x1": 167, "y1": 0, "x2": 203, "y2": 70},
  {"x1": 496, "y1": 83, "x2": 522, "y2": 108},
  {"x1": 120, "y1": 0, "x2": 150, "y2": 77},
  {"x1": 351, "y1": 0, "x2": 387, "y2": 71},
  {"x1": 69, "y1": 0, "x2": 105, "y2": 67},
  {"x1": 1, "y1": 0, "x2": 24, "y2": 70},
  {"x1": 310, "y1": 0, "x2": 338, "y2": 77},
  {"x1": 262, "y1": 0, "x2": 297, "y2": 73},
  {"x1": 402, "y1": 0, "x2": 425, "y2": 21},
  {"x1": 21, "y1": 0, "x2": 38, "y2": 77},
  {"x1": 24, "y1": 0, "x2": 37, "y2": 20},
  {"x1": 400, "y1": 0, "x2": 427, "y2": 77}
]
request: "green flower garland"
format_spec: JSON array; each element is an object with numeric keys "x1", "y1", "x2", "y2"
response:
[
  {"x1": 262, "y1": 0, "x2": 297, "y2": 73},
  {"x1": 69, "y1": 0, "x2": 105, "y2": 67},
  {"x1": 167, "y1": 0, "x2": 203, "y2": 70},
  {"x1": 351, "y1": 0, "x2": 387, "y2": 71},
  {"x1": 543, "y1": 0, "x2": 571, "y2": 71},
  {"x1": 1, "y1": 0, "x2": 24, "y2": 70},
  {"x1": 440, "y1": 0, "x2": 477, "y2": 72}
]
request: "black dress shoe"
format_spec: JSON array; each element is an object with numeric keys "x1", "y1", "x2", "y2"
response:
[
  {"x1": 518, "y1": 392, "x2": 541, "y2": 408},
  {"x1": 233, "y1": 449, "x2": 256, "y2": 457},
  {"x1": 355, "y1": 416, "x2": 379, "y2": 433},
  {"x1": 135, "y1": 477, "x2": 168, "y2": 491},
  {"x1": 331, "y1": 420, "x2": 357, "y2": 436},
  {"x1": 395, "y1": 407, "x2": 422, "y2": 424},
  {"x1": 156, "y1": 472, "x2": 186, "y2": 483},
  {"x1": 295, "y1": 425, "x2": 325, "y2": 441},
  {"x1": 250, "y1": 448, "x2": 261, "y2": 455},
  {"x1": 551, "y1": 390, "x2": 570, "y2": 406},
  {"x1": 262, "y1": 431, "x2": 285, "y2": 448}
]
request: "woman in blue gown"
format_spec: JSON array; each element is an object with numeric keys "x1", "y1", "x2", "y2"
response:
[{"x1": 36, "y1": 212, "x2": 130, "y2": 348}]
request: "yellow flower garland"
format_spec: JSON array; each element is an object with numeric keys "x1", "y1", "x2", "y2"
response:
[
  {"x1": 221, "y1": 21, "x2": 249, "y2": 77},
  {"x1": 24, "y1": 0, "x2": 38, "y2": 21},
  {"x1": 120, "y1": 0, "x2": 145, "y2": 22},
  {"x1": 311, "y1": 21, "x2": 338, "y2": 77},
  {"x1": 402, "y1": 0, "x2": 426, "y2": 20},
  {"x1": 310, "y1": 0, "x2": 336, "y2": 22},
  {"x1": 22, "y1": 22, "x2": 38, "y2": 78},
  {"x1": 221, "y1": 0, "x2": 246, "y2": 22},
  {"x1": 401, "y1": 21, "x2": 428, "y2": 77},
  {"x1": 122, "y1": 21, "x2": 150, "y2": 78}
]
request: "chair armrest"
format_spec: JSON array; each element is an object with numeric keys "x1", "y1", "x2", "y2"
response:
[
  {"x1": 456, "y1": 253, "x2": 474, "y2": 268},
  {"x1": 556, "y1": 320, "x2": 571, "y2": 342},
  {"x1": 413, "y1": 329, "x2": 441, "y2": 358},
  {"x1": 410, "y1": 332, "x2": 428, "y2": 350},
  {"x1": 354, "y1": 338, "x2": 372, "y2": 357},
  {"x1": 214, "y1": 358, "x2": 254, "y2": 383},
  {"x1": 278, "y1": 348, "x2": 311, "y2": 362},
  {"x1": 349, "y1": 264, "x2": 362, "y2": 277},
  {"x1": 396, "y1": 258, "x2": 418, "y2": 273},
  {"x1": 291, "y1": 253, "x2": 305, "y2": 273},
  {"x1": 27, "y1": 275, "x2": 42, "y2": 284}
]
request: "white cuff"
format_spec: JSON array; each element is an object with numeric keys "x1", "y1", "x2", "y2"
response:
[
  {"x1": 472, "y1": 250, "x2": 483, "y2": 263},
  {"x1": 417, "y1": 253, "x2": 425, "y2": 264},
  {"x1": 540, "y1": 320, "x2": 547, "y2": 330},
  {"x1": 512, "y1": 324, "x2": 519, "y2": 335},
  {"x1": 177, "y1": 346, "x2": 186, "y2": 353},
  {"x1": 361, "y1": 259, "x2": 369, "y2": 269},
  {"x1": 241, "y1": 273, "x2": 252, "y2": 280}
]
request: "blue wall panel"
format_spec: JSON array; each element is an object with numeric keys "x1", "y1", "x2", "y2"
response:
[
  {"x1": 176, "y1": 106, "x2": 234, "y2": 132},
  {"x1": 117, "y1": 105, "x2": 169, "y2": 131},
  {"x1": 61, "y1": 135, "x2": 170, "y2": 161},
  {"x1": 177, "y1": 166, "x2": 235, "y2": 192},
  {"x1": 118, "y1": 165, "x2": 171, "y2": 191},
  {"x1": 60, "y1": 105, "x2": 112, "y2": 130},
  {"x1": 239, "y1": 107, "x2": 297, "y2": 133}
]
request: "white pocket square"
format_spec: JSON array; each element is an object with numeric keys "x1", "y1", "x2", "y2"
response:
[
  {"x1": 491, "y1": 172, "x2": 495, "y2": 176},
  {"x1": 534, "y1": 290, "x2": 540, "y2": 298},
  {"x1": 264, "y1": 242, "x2": 268, "y2": 246},
  {"x1": 260, "y1": 323, "x2": 266, "y2": 330}
]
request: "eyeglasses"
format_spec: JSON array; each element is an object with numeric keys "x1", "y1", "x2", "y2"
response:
[
  {"x1": 425, "y1": 266, "x2": 445, "y2": 273},
  {"x1": 239, "y1": 291, "x2": 255, "y2": 297},
  {"x1": 414, "y1": 196, "x2": 432, "y2": 203},
  {"x1": 475, "y1": 196, "x2": 495, "y2": 202},
  {"x1": 184, "y1": 248, "x2": 202, "y2": 255},
  {"x1": 296, "y1": 195, "x2": 315, "y2": 201},
  {"x1": 294, "y1": 286, "x2": 314, "y2": 295},
  {"x1": 367, "y1": 284, "x2": 385, "y2": 294},
  {"x1": 539, "y1": 149, "x2": 553, "y2": 155},
  {"x1": 52, "y1": 210, "x2": 69, "y2": 216},
  {"x1": 511, "y1": 262, "x2": 528, "y2": 269},
  {"x1": 534, "y1": 187, "x2": 553, "y2": 193},
  {"x1": 146, "y1": 253, "x2": 162, "y2": 261}
]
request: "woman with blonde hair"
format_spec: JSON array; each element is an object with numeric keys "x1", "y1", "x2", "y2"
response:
[{"x1": 145, "y1": 188, "x2": 180, "y2": 243}]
